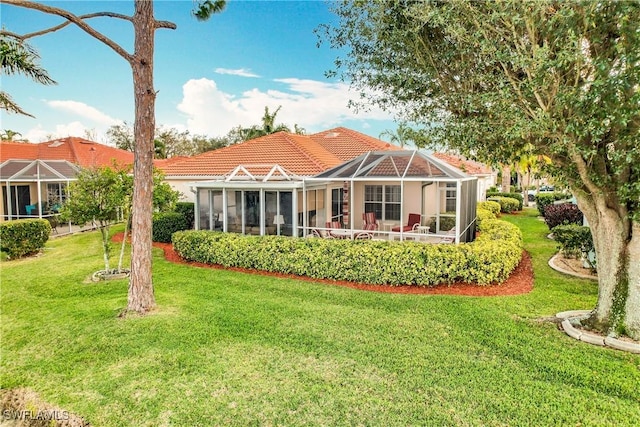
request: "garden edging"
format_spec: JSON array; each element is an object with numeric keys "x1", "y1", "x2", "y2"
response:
[{"x1": 556, "y1": 310, "x2": 640, "y2": 354}]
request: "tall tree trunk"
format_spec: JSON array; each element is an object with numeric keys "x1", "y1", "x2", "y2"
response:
[
  {"x1": 501, "y1": 165, "x2": 511, "y2": 193},
  {"x1": 127, "y1": 0, "x2": 156, "y2": 313},
  {"x1": 575, "y1": 193, "x2": 640, "y2": 340}
]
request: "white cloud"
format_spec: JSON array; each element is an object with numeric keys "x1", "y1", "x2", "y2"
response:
[
  {"x1": 214, "y1": 68, "x2": 260, "y2": 78},
  {"x1": 176, "y1": 77, "x2": 394, "y2": 137},
  {"x1": 47, "y1": 100, "x2": 120, "y2": 126},
  {"x1": 24, "y1": 121, "x2": 91, "y2": 143}
]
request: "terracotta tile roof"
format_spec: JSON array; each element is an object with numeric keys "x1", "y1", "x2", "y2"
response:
[
  {"x1": 160, "y1": 127, "x2": 400, "y2": 178},
  {"x1": 310, "y1": 127, "x2": 401, "y2": 161},
  {"x1": 433, "y1": 152, "x2": 493, "y2": 175},
  {"x1": 0, "y1": 137, "x2": 133, "y2": 168}
]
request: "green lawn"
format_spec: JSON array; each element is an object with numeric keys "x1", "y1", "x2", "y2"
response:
[{"x1": 1, "y1": 209, "x2": 639, "y2": 426}]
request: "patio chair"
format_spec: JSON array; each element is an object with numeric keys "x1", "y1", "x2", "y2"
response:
[
  {"x1": 439, "y1": 227, "x2": 457, "y2": 243},
  {"x1": 326, "y1": 221, "x2": 347, "y2": 238},
  {"x1": 392, "y1": 213, "x2": 421, "y2": 232},
  {"x1": 361, "y1": 212, "x2": 379, "y2": 231}
]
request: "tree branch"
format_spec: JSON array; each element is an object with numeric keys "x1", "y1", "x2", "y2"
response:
[{"x1": 3, "y1": 11, "x2": 133, "y2": 41}]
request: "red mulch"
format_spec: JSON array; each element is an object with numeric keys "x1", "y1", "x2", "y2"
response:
[{"x1": 113, "y1": 233, "x2": 533, "y2": 296}]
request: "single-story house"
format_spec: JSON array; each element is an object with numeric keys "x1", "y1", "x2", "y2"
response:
[
  {"x1": 159, "y1": 128, "x2": 478, "y2": 243},
  {"x1": 0, "y1": 137, "x2": 133, "y2": 221},
  {"x1": 433, "y1": 152, "x2": 496, "y2": 201}
]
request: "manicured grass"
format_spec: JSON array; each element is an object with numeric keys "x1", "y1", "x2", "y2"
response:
[{"x1": 1, "y1": 211, "x2": 639, "y2": 426}]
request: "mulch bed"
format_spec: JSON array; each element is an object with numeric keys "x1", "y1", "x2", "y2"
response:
[{"x1": 115, "y1": 233, "x2": 534, "y2": 296}]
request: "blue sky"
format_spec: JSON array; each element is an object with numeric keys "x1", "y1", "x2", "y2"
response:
[{"x1": 1, "y1": 0, "x2": 397, "y2": 144}]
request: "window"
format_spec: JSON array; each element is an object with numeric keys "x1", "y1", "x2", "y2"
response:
[
  {"x1": 445, "y1": 183, "x2": 457, "y2": 212},
  {"x1": 331, "y1": 188, "x2": 344, "y2": 221},
  {"x1": 364, "y1": 185, "x2": 400, "y2": 221}
]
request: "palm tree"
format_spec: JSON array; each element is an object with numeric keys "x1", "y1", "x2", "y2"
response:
[
  {"x1": 0, "y1": 35, "x2": 56, "y2": 117},
  {"x1": 379, "y1": 123, "x2": 415, "y2": 148},
  {"x1": 242, "y1": 106, "x2": 291, "y2": 140},
  {"x1": 0, "y1": 129, "x2": 25, "y2": 141}
]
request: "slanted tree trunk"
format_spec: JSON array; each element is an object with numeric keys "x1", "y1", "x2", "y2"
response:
[
  {"x1": 575, "y1": 192, "x2": 640, "y2": 340},
  {"x1": 127, "y1": 0, "x2": 156, "y2": 313}
]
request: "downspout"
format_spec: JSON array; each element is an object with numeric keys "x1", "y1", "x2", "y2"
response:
[
  {"x1": 302, "y1": 180, "x2": 307, "y2": 237},
  {"x1": 194, "y1": 187, "x2": 200, "y2": 230},
  {"x1": 455, "y1": 180, "x2": 462, "y2": 244},
  {"x1": 6, "y1": 181, "x2": 12, "y2": 220},
  {"x1": 222, "y1": 188, "x2": 228, "y2": 232}
]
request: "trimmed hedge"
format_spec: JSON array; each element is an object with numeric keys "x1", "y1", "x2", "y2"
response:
[
  {"x1": 486, "y1": 191, "x2": 523, "y2": 210},
  {"x1": 0, "y1": 219, "x2": 51, "y2": 259},
  {"x1": 543, "y1": 203, "x2": 583, "y2": 230},
  {"x1": 535, "y1": 192, "x2": 570, "y2": 216},
  {"x1": 476, "y1": 208, "x2": 496, "y2": 229},
  {"x1": 487, "y1": 196, "x2": 520, "y2": 213},
  {"x1": 553, "y1": 224, "x2": 594, "y2": 261},
  {"x1": 477, "y1": 201, "x2": 501, "y2": 216},
  {"x1": 172, "y1": 218, "x2": 522, "y2": 286},
  {"x1": 152, "y1": 212, "x2": 188, "y2": 243},
  {"x1": 175, "y1": 202, "x2": 195, "y2": 230}
]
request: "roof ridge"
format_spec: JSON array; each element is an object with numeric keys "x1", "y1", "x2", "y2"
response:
[{"x1": 284, "y1": 133, "x2": 340, "y2": 170}]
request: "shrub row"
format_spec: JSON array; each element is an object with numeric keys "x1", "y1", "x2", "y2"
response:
[
  {"x1": 0, "y1": 219, "x2": 51, "y2": 259},
  {"x1": 536, "y1": 192, "x2": 570, "y2": 216},
  {"x1": 486, "y1": 191, "x2": 523, "y2": 210},
  {"x1": 544, "y1": 203, "x2": 583, "y2": 230},
  {"x1": 172, "y1": 219, "x2": 522, "y2": 286},
  {"x1": 477, "y1": 200, "x2": 501, "y2": 216},
  {"x1": 487, "y1": 196, "x2": 520, "y2": 213},
  {"x1": 476, "y1": 207, "x2": 497, "y2": 229}
]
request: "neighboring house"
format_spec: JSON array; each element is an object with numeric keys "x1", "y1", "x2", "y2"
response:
[
  {"x1": 0, "y1": 137, "x2": 133, "y2": 221},
  {"x1": 432, "y1": 152, "x2": 496, "y2": 201},
  {"x1": 159, "y1": 128, "x2": 478, "y2": 243}
]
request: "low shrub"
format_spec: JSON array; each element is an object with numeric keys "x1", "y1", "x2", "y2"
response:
[
  {"x1": 553, "y1": 224, "x2": 594, "y2": 263},
  {"x1": 152, "y1": 212, "x2": 188, "y2": 243},
  {"x1": 486, "y1": 191, "x2": 523, "y2": 210},
  {"x1": 173, "y1": 218, "x2": 522, "y2": 286},
  {"x1": 475, "y1": 208, "x2": 496, "y2": 229},
  {"x1": 536, "y1": 192, "x2": 570, "y2": 216},
  {"x1": 174, "y1": 202, "x2": 195, "y2": 230},
  {"x1": 544, "y1": 203, "x2": 583, "y2": 230},
  {"x1": 0, "y1": 219, "x2": 51, "y2": 259},
  {"x1": 477, "y1": 201, "x2": 501, "y2": 216},
  {"x1": 487, "y1": 196, "x2": 520, "y2": 213}
]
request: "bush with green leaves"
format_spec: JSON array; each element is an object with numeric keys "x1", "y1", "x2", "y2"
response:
[
  {"x1": 553, "y1": 224, "x2": 595, "y2": 263},
  {"x1": 477, "y1": 200, "x2": 501, "y2": 216},
  {"x1": 487, "y1": 196, "x2": 520, "y2": 213},
  {"x1": 0, "y1": 219, "x2": 51, "y2": 259},
  {"x1": 173, "y1": 219, "x2": 522, "y2": 286},
  {"x1": 427, "y1": 215, "x2": 456, "y2": 233},
  {"x1": 543, "y1": 203, "x2": 583, "y2": 230},
  {"x1": 486, "y1": 191, "x2": 523, "y2": 210},
  {"x1": 535, "y1": 192, "x2": 570, "y2": 216},
  {"x1": 174, "y1": 202, "x2": 195, "y2": 230},
  {"x1": 152, "y1": 212, "x2": 189, "y2": 243},
  {"x1": 476, "y1": 208, "x2": 496, "y2": 229}
]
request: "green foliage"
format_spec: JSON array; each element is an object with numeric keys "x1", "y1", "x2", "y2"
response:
[
  {"x1": 553, "y1": 224, "x2": 595, "y2": 262},
  {"x1": 152, "y1": 169, "x2": 180, "y2": 212},
  {"x1": 174, "y1": 202, "x2": 195, "y2": 230},
  {"x1": 487, "y1": 196, "x2": 520, "y2": 214},
  {"x1": 174, "y1": 219, "x2": 522, "y2": 286},
  {"x1": 536, "y1": 192, "x2": 571, "y2": 216},
  {"x1": 544, "y1": 203, "x2": 584, "y2": 230},
  {"x1": 427, "y1": 216, "x2": 456, "y2": 233},
  {"x1": 476, "y1": 208, "x2": 496, "y2": 229},
  {"x1": 486, "y1": 192, "x2": 523, "y2": 210},
  {"x1": 0, "y1": 219, "x2": 50, "y2": 258},
  {"x1": 478, "y1": 200, "x2": 501, "y2": 216},
  {"x1": 152, "y1": 212, "x2": 188, "y2": 243}
]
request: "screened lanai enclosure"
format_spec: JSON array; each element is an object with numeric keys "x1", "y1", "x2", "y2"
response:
[
  {"x1": 192, "y1": 151, "x2": 478, "y2": 243},
  {"x1": 0, "y1": 159, "x2": 77, "y2": 221}
]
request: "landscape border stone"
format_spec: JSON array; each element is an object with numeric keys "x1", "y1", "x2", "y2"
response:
[{"x1": 556, "y1": 310, "x2": 640, "y2": 354}]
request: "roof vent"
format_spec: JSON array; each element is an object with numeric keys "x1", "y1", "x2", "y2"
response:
[
  {"x1": 48, "y1": 141, "x2": 65, "y2": 147},
  {"x1": 324, "y1": 132, "x2": 340, "y2": 138}
]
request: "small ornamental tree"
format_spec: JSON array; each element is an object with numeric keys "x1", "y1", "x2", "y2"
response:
[{"x1": 62, "y1": 166, "x2": 132, "y2": 276}]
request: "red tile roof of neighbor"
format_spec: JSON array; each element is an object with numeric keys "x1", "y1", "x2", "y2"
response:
[
  {"x1": 432, "y1": 152, "x2": 493, "y2": 175},
  {"x1": 0, "y1": 137, "x2": 134, "y2": 168},
  {"x1": 159, "y1": 127, "x2": 400, "y2": 177}
]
